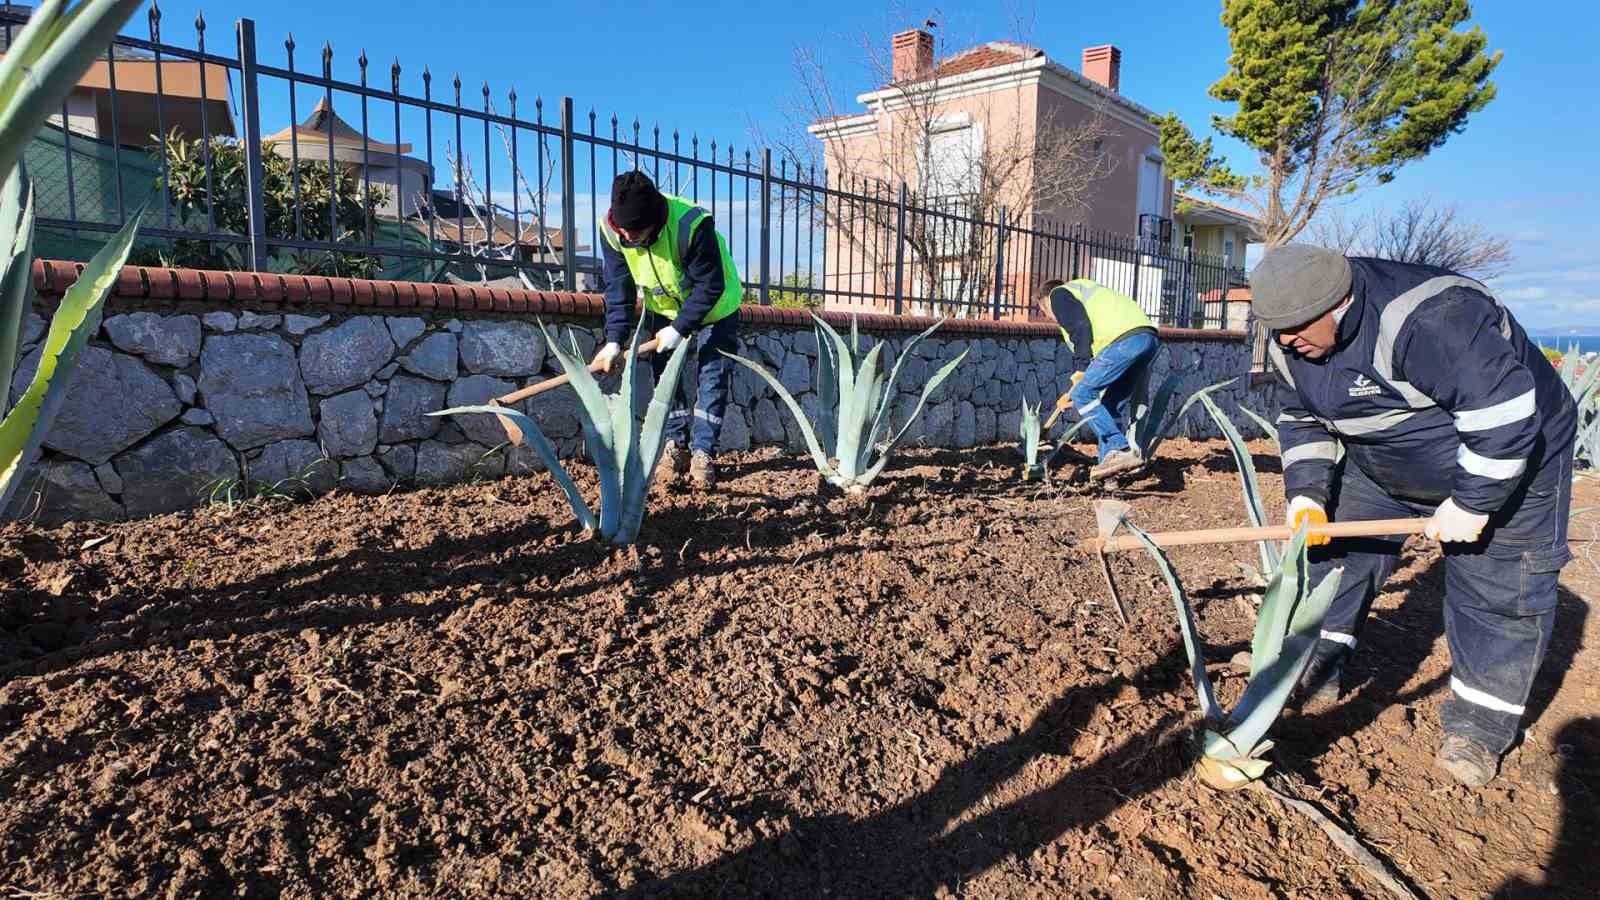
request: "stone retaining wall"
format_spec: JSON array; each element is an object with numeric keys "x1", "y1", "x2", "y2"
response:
[{"x1": 5, "y1": 263, "x2": 1277, "y2": 525}]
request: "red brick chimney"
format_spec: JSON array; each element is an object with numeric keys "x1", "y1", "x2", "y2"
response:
[
  {"x1": 892, "y1": 29, "x2": 935, "y2": 82},
  {"x1": 1082, "y1": 44, "x2": 1121, "y2": 93}
]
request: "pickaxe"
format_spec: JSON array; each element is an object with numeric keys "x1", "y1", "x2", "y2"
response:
[
  {"x1": 486, "y1": 339, "x2": 659, "y2": 446},
  {"x1": 1086, "y1": 499, "x2": 1430, "y2": 627}
]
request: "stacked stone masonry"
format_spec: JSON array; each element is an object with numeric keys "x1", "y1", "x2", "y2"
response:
[{"x1": 5, "y1": 263, "x2": 1278, "y2": 525}]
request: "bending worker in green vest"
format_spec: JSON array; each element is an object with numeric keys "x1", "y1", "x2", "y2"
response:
[
  {"x1": 1041, "y1": 278, "x2": 1161, "y2": 480},
  {"x1": 592, "y1": 171, "x2": 744, "y2": 488}
]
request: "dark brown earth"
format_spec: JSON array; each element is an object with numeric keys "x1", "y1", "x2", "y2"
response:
[{"x1": 1, "y1": 440, "x2": 1596, "y2": 898}]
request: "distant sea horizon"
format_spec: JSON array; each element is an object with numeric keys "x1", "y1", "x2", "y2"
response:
[{"x1": 1531, "y1": 334, "x2": 1600, "y2": 356}]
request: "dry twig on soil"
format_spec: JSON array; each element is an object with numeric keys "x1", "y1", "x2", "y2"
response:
[{"x1": 1247, "y1": 778, "x2": 1422, "y2": 900}]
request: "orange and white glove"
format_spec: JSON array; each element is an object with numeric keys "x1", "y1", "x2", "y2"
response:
[
  {"x1": 1424, "y1": 497, "x2": 1489, "y2": 543},
  {"x1": 1287, "y1": 495, "x2": 1331, "y2": 547}
]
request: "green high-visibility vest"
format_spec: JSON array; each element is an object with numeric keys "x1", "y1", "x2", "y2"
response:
[
  {"x1": 598, "y1": 194, "x2": 743, "y2": 323},
  {"x1": 1054, "y1": 278, "x2": 1154, "y2": 357}
]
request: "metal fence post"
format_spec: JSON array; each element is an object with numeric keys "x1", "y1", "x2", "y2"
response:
[
  {"x1": 560, "y1": 97, "x2": 577, "y2": 289},
  {"x1": 1131, "y1": 236, "x2": 1145, "y2": 322},
  {"x1": 991, "y1": 205, "x2": 1007, "y2": 320},
  {"x1": 235, "y1": 18, "x2": 269, "y2": 271},
  {"x1": 892, "y1": 182, "x2": 907, "y2": 316},
  {"x1": 759, "y1": 148, "x2": 772, "y2": 305}
]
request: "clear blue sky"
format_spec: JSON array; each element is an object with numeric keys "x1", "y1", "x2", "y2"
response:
[{"x1": 146, "y1": 1, "x2": 1598, "y2": 332}]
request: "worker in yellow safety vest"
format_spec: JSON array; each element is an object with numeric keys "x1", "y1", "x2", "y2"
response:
[
  {"x1": 1040, "y1": 278, "x2": 1161, "y2": 480},
  {"x1": 593, "y1": 171, "x2": 743, "y2": 488}
]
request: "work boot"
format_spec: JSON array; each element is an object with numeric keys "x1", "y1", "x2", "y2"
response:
[
  {"x1": 1090, "y1": 446, "x2": 1144, "y2": 480},
  {"x1": 655, "y1": 442, "x2": 689, "y2": 484},
  {"x1": 1294, "y1": 641, "x2": 1347, "y2": 705},
  {"x1": 1437, "y1": 733, "x2": 1499, "y2": 788},
  {"x1": 689, "y1": 450, "x2": 717, "y2": 489}
]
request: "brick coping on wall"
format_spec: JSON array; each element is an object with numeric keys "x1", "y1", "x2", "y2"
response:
[{"x1": 32, "y1": 260, "x2": 1248, "y2": 343}]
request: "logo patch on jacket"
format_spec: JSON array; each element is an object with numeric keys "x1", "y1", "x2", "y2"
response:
[{"x1": 1348, "y1": 374, "x2": 1383, "y2": 398}]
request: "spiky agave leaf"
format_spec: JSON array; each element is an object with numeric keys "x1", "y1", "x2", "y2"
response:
[
  {"x1": 1133, "y1": 372, "x2": 1183, "y2": 460},
  {"x1": 1247, "y1": 526, "x2": 1310, "y2": 679},
  {"x1": 1020, "y1": 399, "x2": 1041, "y2": 465},
  {"x1": 722, "y1": 351, "x2": 838, "y2": 480},
  {"x1": 614, "y1": 334, "x2": 693, "y2": 544},
  {"x1": 0, "y1": 203, "x2": 142, "y2": 512},
  {"x1": 864, "y1": 317, "x2": 946, "y2": 462},
  {"x1": 1124, "y1": 519, "x2": 1223, "y2": 723},
  {"x1": 604, "y1": 318, "x2": 643, "y2": 534},
  {"x1": 540, "y1": 319, "x2": 622, "y2": 538},
  {"x1": 0, "y1": 166, "x2": 35, "y2": 405},
  {"x1": 814, "y1": 321, "x2": 839, "y2": 458},
  {"x1": 429, "y1": 404, "x2": 596, "y2": 532},
  {"x1": 1193, "y1": 385, "x2": 1280, "y2": 575},
  {"x1": 858, "y1": 349, "x2": 968, "y2": 486},
  {"x1": 1174, "y1": 376, "x2": 1237, "y2": 421},
  {"x1": 839, "y1": 342, "x2": 886, "y2": 480},
  {"x1": 1210, "y1": 548, "x2": 1344, "y2": 763},
  {"x1": 1238, "y1": 404, "x2": 1281, "y2": 456}
]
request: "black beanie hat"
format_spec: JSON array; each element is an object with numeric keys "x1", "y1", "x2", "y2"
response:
[{"x1": 610, "y1": 171, "x2": 667, "y2": 232}]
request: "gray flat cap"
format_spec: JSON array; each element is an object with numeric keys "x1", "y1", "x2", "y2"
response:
[{"x1": 1248, "y1": 244, "x2": 1353, "y2": 329}]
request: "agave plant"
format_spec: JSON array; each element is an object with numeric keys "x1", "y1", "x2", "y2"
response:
[
  {"x1": 1113, "y1": 511, "x2": 1344, "y2": 790},
  {"x1": 1556, "y1": 344, "x2": 1600, "y2": 471},
  {"x1": 725, "y1": 314, "x2": 967, "y2": 493},
  {"x1": 2, "y1": 1, "x2": 147, "y2": 513},
  {"x1": 1018, "y1": 399, "x2": 1044, "y2": 480},
  {"x1": 432, "y1": 317, "x2": 691, "y2": 545}
]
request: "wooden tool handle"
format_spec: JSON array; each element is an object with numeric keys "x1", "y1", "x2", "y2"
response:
[
  {"x1": 493, "y1": 339, "x2": 660, "y2": 406},
  {"x1": 1095, "y1": 517, "x2": 1429, "y2": 554}
]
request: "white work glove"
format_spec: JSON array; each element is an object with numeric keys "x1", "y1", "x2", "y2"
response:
[
  {"x1": 1425, "y1": 497, "x2": 1489, "y2": 543},
  {"x1": 592, "y1": 341, "x2": 622, "y2": 373},
  {"x1": 654, "y1": 325, "x2": 684, "y2": 352},
  {"x1": 1286, "y1": 495, "x2": 1331, "y2": 547}
]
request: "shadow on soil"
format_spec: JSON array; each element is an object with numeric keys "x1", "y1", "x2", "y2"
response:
[
  {"x1": 1493, "y1": 715, "x2": 1600, "y2": 899},
  {"x1": 623, "y1": 548, "x2": 1591, "y2": 897},
  {"x1": 0, "y1": 493, "x2": 952, "y2": 683},
  {"x1": 618, "y1": 645, "x2": 1194, "y2": 898}
]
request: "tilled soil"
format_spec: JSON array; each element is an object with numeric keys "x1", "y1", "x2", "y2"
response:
[{"x1": 1, "y1": 440, "x2": 1596, "y2": 899}]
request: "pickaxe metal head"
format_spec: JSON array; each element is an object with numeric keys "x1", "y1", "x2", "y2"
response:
[
  {"x1": 489, "y1": 398, "x2": 526, "y2": 447},
  {"x1": 1094, "y1": 499, "x2": 1132, "y2": 544}
]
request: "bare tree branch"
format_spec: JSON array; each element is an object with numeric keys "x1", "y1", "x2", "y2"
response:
[
  {"x1": 1309, "y1": 198, "x2": 1513, "y2": 280},
  {"x1": 763, "y1": 10, "x2": 1119, "y2": 315}
]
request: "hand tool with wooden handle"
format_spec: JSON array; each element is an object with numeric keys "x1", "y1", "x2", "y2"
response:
[
  {"x1": 1084, "y1": 498, "x2": 1429, "y2": 630},
  {"x1": 1042, "y1": 391, "x2": 1074, "y2": 431},
  {"x1": 490, "y1": 339, "x2": 659, "y2": 446},
  {"x1": 1042, "y1": 373, "x2": 1085, "y2": 431},
  {"x1": 1088, "y1": 516, "x2": 1431, "y2": 554}
]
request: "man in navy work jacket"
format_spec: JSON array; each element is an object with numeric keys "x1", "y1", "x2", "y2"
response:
[
  {"x1": 592, "y1": 171, "x2": 743, "y2": 489},
  {"x1": 1251, "y1": 244, "x2": 1577, "y2": 787}
]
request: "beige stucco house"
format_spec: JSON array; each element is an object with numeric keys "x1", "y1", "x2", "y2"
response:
[
  {"x1": 1173, "y1": 192, "x2": 1260, "y2": 283},
  {"x1": 807, "y1": 30, "x2": 1176, "y2": 319}
]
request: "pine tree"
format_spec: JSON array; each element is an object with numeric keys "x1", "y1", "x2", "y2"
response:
[{"x1": 1157, "y1": 0, "x2": 1500, "y2": 246}]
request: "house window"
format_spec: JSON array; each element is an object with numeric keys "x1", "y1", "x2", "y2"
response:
[
  {"x1": 1136, "y1": 148, "x2": 1165, "y2": 232},
  {"x1": 1224, "y1": 237, "x2": 1237, "y2": 268},
  {"x1": 922, "y1": 118, "x2": 981, "y2": 200}
]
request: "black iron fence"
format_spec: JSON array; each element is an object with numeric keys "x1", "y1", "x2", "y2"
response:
[{"x1": 7, "y1": 7, "x2": 1243, "y2": 327}]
